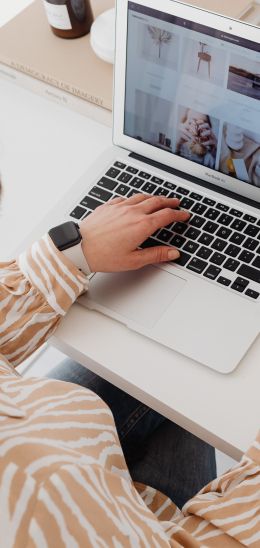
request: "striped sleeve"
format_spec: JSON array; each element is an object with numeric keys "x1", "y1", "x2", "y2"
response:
[
  {"x1": 0, "y1": 235, "x2": 88, "y2": 366},
  {"x1": 176, "y1": 430, "x2": 260, "y2": 546}
]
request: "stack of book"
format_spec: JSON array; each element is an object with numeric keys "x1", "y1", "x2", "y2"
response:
[
  {"x1": 0, "y1": 0, "x2": 258, "y2": 126},
  {"x1": 0, "y1": 0, "x2": 114, "y2": 126}
]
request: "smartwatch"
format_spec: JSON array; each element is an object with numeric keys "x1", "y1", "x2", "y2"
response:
[{"x1": 48, "y1": 221, "x2": 91, "y2": 275}]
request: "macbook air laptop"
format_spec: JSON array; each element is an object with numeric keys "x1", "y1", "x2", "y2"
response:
[{"x1": 34, "y1": 0, "x2": 260, "y2": 373}]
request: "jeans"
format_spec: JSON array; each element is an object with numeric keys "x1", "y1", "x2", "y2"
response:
[{"x1": 48, "y1": 359, "x2": 216, "y2": 509}]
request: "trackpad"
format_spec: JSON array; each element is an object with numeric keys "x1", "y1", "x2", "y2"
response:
[{"x1": 86, "y1": 266, "x2": 186, "y2": 328}]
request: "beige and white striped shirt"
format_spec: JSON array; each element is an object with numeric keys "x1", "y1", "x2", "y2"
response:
[{"x1": 0, "y1": 235, "x2": 259, "y2": 547}]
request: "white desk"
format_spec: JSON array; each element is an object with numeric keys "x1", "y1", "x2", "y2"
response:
[{"x1": 0, "y1": 7, "x2": 259, "y2": 462}]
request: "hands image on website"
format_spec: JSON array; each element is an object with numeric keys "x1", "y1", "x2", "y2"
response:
[{"x1": 176, "y1": 107, "x2": 218, "y2": 169}]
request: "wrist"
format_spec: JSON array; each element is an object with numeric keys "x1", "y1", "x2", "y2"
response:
[
  {"x1": 48, "y1": 221, "x2": 92, "y2": 276},
  {"x1": 62, "y1": 243, "x2": 92, "y2": 276}
]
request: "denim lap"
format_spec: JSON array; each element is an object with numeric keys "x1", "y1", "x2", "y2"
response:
[{"x1": 48, "y1": 359, "x2": 216, "y2": 508}]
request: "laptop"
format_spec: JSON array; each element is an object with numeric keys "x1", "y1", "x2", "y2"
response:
[{"x1": 35, "y1": 0, "x2": 260, "y2": 374}]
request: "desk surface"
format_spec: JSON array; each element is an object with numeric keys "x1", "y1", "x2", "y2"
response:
[{"x1": 0, "y1": 6, "x2": 259, "y2": 462}]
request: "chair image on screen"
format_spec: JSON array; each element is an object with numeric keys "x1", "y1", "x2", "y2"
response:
[{"x1": 197, "y1": 42, "x2": 212, "y2": 77}]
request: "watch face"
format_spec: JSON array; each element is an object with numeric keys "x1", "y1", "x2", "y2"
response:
[{"x1": 49, "y1": 222, "x2": 81, "y2": 251}]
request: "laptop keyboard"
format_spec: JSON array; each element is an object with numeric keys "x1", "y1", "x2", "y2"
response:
[{"x1": 69, "y1": 161, "x2": 260, "y2": 301}]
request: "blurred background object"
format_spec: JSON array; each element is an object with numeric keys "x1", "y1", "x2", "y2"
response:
[
  {"x1": 43, "y1": 0, "x2": 94, "y2": 38},
  {"x1": 90, "y1": 7, "x2": 115, "y2": 63}
]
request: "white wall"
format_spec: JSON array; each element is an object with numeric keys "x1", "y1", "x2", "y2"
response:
[{"x1": 0, "y1": 0, "x2": 33, "y2": 28}]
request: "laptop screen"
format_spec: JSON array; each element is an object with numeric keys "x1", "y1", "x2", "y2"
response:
[{"x1": 124, "y1": 1, "x2": 260, "y2": 190}]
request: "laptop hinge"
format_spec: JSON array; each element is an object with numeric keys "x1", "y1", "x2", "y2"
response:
[{"x1": 129, "y1": 152, "x2": 260, "y2": 211}]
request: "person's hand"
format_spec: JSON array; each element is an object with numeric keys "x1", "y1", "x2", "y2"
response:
[
  {"x1": 80, "y1": 194, "x2": 190, "y2": 272},
  {"x1": 197, "y1": 122, "x2": 217, "y2": 149},
  {"x1": 179, "y1": 118, "x2": 198, "y2": 142}
]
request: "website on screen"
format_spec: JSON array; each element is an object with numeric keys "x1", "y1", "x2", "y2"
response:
[{"x1": 124, "y1": 2, "x2": 260, "y2": 188}]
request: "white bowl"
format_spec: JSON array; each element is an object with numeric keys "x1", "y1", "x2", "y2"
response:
[{"x1": 90, "y1": 8, "x2": 115, "y2": 64}]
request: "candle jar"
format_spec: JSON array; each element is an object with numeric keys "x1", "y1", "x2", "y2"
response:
[{"x1": 43, "y1": 0, "x2": 94, "y2": 39}]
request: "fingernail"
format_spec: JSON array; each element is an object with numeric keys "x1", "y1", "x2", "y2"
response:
[{"x1": 168, "y1": 249, "x2": 180, "y2": 260}]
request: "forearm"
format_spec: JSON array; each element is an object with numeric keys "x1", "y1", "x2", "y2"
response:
[{"x1": 0, "y1": 234, "x2": 88, "y2": 366}]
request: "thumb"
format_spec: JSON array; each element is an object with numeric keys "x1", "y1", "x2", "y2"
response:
[{"x1": 133, "y1": 246, "x2": 180, "y2": 268}]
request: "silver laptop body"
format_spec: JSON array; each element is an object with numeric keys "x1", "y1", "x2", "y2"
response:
[{"x1": 33, "y1": 0, "x2": 260, "y2": 373}]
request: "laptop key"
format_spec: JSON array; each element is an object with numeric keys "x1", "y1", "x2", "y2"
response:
[
  {"x1": 223, "y1": 258, "x2": 240, "y2": 272},
  {"x1": 142, "y1": 182, "x2": 156, "y2": 194},
  {"x1": 70, "y1": 206, "x2": 86, "y2": 220},
  {"x1": 217, "y1": 227, "x2": 232, "y2": 240},
  {"x1": 244, "y1": 224, "x2": 259, "y2": 237},
  {"x1": 238, "y1": 250, "x2": 254, "y2": 264},
  {"x1": 106, "y1": 167, "x2": 120, "y2": 178},
  {"x1": 217, "y1": 276, "x2": 231, "y2": 286},
  {"x1": 198, "y1": 233, "x2": 214, "y2": 245},
  {"x1": 231, "y1": 283, "x2": 245, "y2": 293},
  {"x1": 243, "y1": 214, "x2": 257, "y2": 224},
  {"x1": 218, "y1": 213, "x2": 233, "y2": 226},
  {"x1": 210, "y1": 252, "x2": 226, "y2": 266},
  {"x1": 226, "y1": 244, "x2": 240, "y2": 258},
  {"x1": 157, "y1": 229, "x2": 172, "y2": 243},
  {"x1": 154, "y1": 187, "x2": 169, "y2": 196},
  {"x1": 243, "y1": 238, "x2": 258, "y2": 251},
  {"x1": 187, "y1": 257, "x2": 207, "y2": 274},
  {"x1": 203, "y1": 197, "x2": 216, "y2": 206},
  {"x1": 180, "y1": 198, "x2": 194, "y2": 210},
  {"x1": 189, "y1": 215, "x2": 206, "y2": 228},
  {"x1": 230, "y1": 232, "x2": 245, "y2": 245},
  {"x1": 126, "y1": 166, "x2": 138, "y2": 174},
  {"x1": 97, "y1": 177, "x2": 118, "y2": 191},
  {"x1": 204, "y1": 221, "x2": 218, "y2": 234},
  {"x1": 114, "y1": 161, "x2": 126, "y2": 169},
  {"x1": 204, "y1": 208, "x2": 220, "y2": 221},
  {"x1": 116, "y1": 184, "x2": 129, "y2": 196},
  {"x1": 204, "y1": 265, "x2": 222, "y2": 280},
  {"x1": 89, "y1": 186, "x2": 113, "y2": 202},
  {"x1": 173, "y1": 222, "x2": 187, "y2": 235},
  {"x1": 183, "y1": 241, "x2": 199, "y2": 254},
  {"x1": 211, "y1": 238, "x2": 227, "y2": 252},
  {"x1": 234, "y1": 277, "x2": 249, "y2": 289},
  {"x1": 169, "y1": 192, "x2": 181, "y2": 200},
  {"x1": 216, "y1": 203, "x2": 229, "y2": 212},
  {"x1": 175, "y1": 252, "x2": 191, "y2": 266},
  {"x1": 231, "y1": 219, "x2": 246, "y2": 232},
  {"x1": 230, "y1": 208, "x2": 243, "y2": 218},
  {"x1": 170, "y1": 235, "x2": 185, "y2": 248},
  {"x1": 185, "y1": 227, "x2": 200, "y2": 240},
  {"x1": 192, "y1": 203, "x2": 207, "y2": 215},
  {"x1": 197, "y1": 246, "x2": 213, "y2": 260},
  {"x1": 177, "y1": 186, "x2": 189, "y2": 195},
  {"x1": 190, "y1": 192, "x2": 202, "y2": 201},
  {"x1": 139, "y1": 171, "x2": 151, "y2": 180},
  {"x1": 152, "y1": 176, "x2": 163, "y2": 184},
  {"x1": 129, "y1": 177, "x2": 144, "y2": 188},
  {"x1": 164, "y1": 181, "x2": 176, "y2": 190},
  {"x1": 118, "y1": 172, "x2": 132, "y2": 184},
  {"x1": 237, "y1": 264, "x2": 260, "y2": 284},
  {"x1": 80, "y1": 196, "x2": 102, "y2": 210},
  {"x1": 245, "y1": 289, "x2": 259, "y2": 299}
]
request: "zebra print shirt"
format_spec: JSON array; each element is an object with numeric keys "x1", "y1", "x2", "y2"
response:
[{"x1": 0, "y1": 234, "x2": 259, "y2": 547}]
